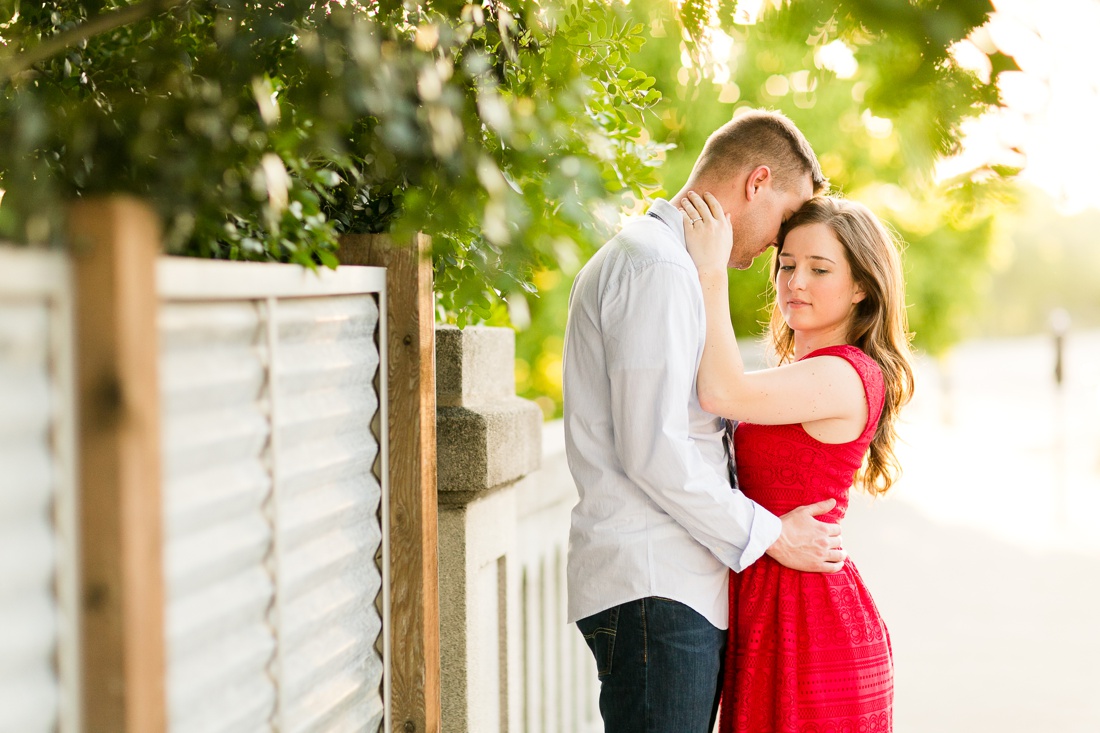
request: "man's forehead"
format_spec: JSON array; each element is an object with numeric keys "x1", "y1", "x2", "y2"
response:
[{"x1": 796, "y1": 173, "x2": 814, "y2": 202}]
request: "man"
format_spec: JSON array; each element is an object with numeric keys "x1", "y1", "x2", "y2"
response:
[{"x1": 562, "y1": 110, "x2": 842, "y2": 732}]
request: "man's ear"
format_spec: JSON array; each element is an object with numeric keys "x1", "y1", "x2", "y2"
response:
[{"x1": 745, "y1": 165, "x2": 772, "y2": 200}]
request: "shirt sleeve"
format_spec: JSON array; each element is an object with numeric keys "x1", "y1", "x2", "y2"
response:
[{"x1": 600, "y1": 257, "x2": 781, "y2": 572}]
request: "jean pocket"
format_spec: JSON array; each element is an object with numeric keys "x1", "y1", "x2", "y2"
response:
[{"x1": 577, "y1": 606, "x2": 620, "y2": 679}]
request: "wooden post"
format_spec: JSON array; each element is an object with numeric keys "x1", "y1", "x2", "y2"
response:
[
  {"x1": 69, "y1": 197, "x2": 166, "y2": 733},
  {"x1": 339, "y1": 233, "x2": 441, "y2": 733}
]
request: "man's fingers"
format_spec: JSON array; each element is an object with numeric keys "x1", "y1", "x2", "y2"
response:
[
  {"x1": 805, "y1": 498, "x2": 837, "y2": 516},
  {"x1": 817, "y1": 548, "x2": 846, "y2": 572},
  {"x1": 770, "y1": 500, "x2": 846, "y2": 574}
]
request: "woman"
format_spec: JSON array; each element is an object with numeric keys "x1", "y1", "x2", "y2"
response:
[{"x1": 679, "y1": 192, "x2": 915, "y2": 733}]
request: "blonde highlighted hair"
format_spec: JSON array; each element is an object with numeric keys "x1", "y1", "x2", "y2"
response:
[{"x1": 769, "y1": 196, "x2": 915, "y2": 495}]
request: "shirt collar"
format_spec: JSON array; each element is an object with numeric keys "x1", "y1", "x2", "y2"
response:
[{"x1": 646, "y1": 198, "x2": 687, "y2": 248}]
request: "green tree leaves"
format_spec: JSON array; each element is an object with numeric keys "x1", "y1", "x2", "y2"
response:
[
  {"x1": 0, "y1": 0, "x2": 665, "y2": 320},
  {"x1": 0, "y1": 0, "x2": 1027, "y2": 420},
  {"x1": 507, "y1": 0, "x2": 1022, "y2": 417},
  {"x1": 642, "y1": 0, "x2": 1020, "y2": 354}
]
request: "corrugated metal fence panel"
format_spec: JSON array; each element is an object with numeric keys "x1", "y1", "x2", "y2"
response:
[
  {"x1": 0, "y1": 252, "x2": 77, "y2": 733},
  {"x1": 0, "y1": 301, "x2": 60, "y2": 733},
  {"x1": 273, "y1": 295, "x2": 384, "y2": 733},
  {"x1": 159, "y1": 280, "x2": 386, "y2": 733},
  {"x1": 160, "y1": 301, "x2": 277, "y2": 733}
]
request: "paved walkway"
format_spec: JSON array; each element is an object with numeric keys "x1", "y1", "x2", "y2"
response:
[
  {"x1": 843, "y1": 330, "x2": 1100, "y2": 732},
  {"x1": 846, "y1": 494, "x2": 1100, "y2": 732}
]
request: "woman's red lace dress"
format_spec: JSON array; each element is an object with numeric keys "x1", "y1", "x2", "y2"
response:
[{"x1": 720, "y1": 345, "x2": 893, "y2": 733}]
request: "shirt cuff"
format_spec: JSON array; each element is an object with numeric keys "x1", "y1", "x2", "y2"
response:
[{"x1": 731, "y1": 502, "x2": 782, "y2": 573}]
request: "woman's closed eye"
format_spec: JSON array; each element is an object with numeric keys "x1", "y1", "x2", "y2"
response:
[{"x1": 779, "y1": 264, "x2": 830, "y2": 275}]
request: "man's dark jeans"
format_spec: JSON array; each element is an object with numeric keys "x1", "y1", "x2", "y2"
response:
[{"x1": 576, "y1": 597, "x2": 726, "y2": 732}]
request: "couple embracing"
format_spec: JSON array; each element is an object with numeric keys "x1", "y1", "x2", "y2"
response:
[{"x1": 562, "y1": 109, "x2": 914, "y2": 733}]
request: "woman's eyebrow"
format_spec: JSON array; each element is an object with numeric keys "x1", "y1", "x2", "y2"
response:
[{"x1": 778, "y1": 253, "x2": 837, "y2": 264}]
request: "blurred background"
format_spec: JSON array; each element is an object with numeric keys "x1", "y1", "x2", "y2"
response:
[
  {"x1": 497, "y1": 1, "x2": 1100, "y2": 730},
  {"x1": 2, "y1": 0, "x2": 1097, "y2": 730},
  {"x1": 506, "y1": 0, "x2": 1100, "y2": 415}
]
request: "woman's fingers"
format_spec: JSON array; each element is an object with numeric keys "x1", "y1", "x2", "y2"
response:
[
  {"x1": 680, "y1": 194, "x2": 712, "y2": 238},
  {"x1": 685, "y1": 191, "x2": 710, "y2": 222},
  {"x1": 684, "y1": 190, "x2": 725, "y2": 223},
  {"x1": 680, "y1": 195, "x2": 700, "y2": 219},
  {"x1": 701, "y1": 191, "x2": 724, "y2": 219}
]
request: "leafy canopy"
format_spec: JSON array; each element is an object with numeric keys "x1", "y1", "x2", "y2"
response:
[
  {"x1": 0, "y1": 0, "x2": 1026, "y2": 419},
  {"x1": 0, "y1": 0, "x2": 665, "y2": 323},
  {"x1": 643, "y1": 0, "x2": 1019, "y2": 353},
  {"x1": 509, "y1": 0, "x2": 1021, "y2": 415}
]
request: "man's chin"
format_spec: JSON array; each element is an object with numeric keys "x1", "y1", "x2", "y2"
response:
[{"x1": 730, "y1": 245, "x2": 774, "y2": 269}]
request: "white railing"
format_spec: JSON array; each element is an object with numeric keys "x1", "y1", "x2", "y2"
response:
[
  {"x1": 0, "y1": 248, "x2": 80, "y2": 733},
  {"x1": 516, "y1": 421, "x2": 600, "y2": 733}
]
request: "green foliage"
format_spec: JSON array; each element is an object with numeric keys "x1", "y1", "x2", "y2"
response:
[
  {"x1": 969, "y1": 186, "x2": 1100, "y2": 337},
  {"x1": 512, "y1": 0, "x2": 1021, "y2": 416},
  {"x1": 0, "y1": 1, "x2": 1027, "y2": 420},
  {"x1": 0, "y1": 0, "x2": 666, "y2": 319},
  {"x1": 634, "y1": 0, "x2": 1019, "y2": 351}
]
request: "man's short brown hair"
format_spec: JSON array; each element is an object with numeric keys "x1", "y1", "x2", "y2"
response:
[{"x1": 693, "y1": 109, "x2": 827, "y2": 194}]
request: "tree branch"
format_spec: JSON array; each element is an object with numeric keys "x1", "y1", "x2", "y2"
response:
[{"x1": 0, "y1": 0, "x2": 189, "y2": 83}]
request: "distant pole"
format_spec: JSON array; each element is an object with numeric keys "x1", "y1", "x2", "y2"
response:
[
  {"x1": 1049, "y1": 308, "x2": 1071, "y2": 528},
  {"x1": 1050, "y1": 308, "x2": 1070, "y2": 387}
]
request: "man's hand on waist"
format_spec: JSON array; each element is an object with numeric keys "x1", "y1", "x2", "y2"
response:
[{"x1": 765, "y1": 499, "x2": 845, "y2": 573}]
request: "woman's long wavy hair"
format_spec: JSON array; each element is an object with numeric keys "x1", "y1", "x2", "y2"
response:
[{"x1": 768, "y1": 196, "x2": 915, "y2": 495}]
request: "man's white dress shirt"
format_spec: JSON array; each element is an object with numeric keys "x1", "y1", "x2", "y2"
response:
[{"x1": 563, "y1": 199, "x2": 782, "y2": 630}]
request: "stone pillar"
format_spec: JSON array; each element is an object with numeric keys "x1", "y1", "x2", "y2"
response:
[{"x1": 436, "y1": 325, "x2": 542, "y2": 733}]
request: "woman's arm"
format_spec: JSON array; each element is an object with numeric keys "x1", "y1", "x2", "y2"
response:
[{"x1": 680, "y1": 191, "x2": 865, "y2": 427}]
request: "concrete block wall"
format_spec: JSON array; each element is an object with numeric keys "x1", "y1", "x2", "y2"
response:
[
  {"x1": 436, "y1": 324, "x2": 600, "y2": 733},
  {"x1": 436, "y1": 326, "x2": 541, "y2": 733}
]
